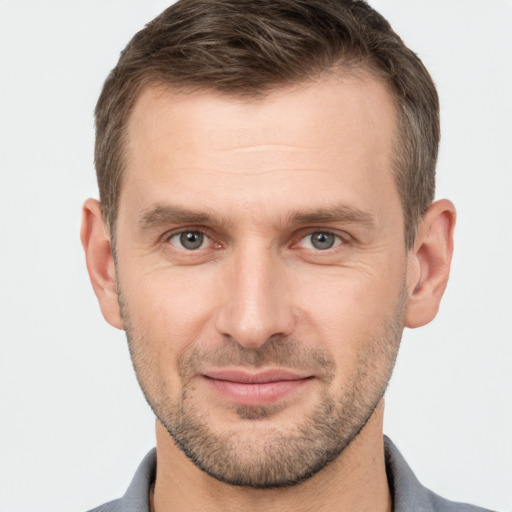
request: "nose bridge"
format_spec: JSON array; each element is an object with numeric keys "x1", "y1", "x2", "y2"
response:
[{"x1": 215, "y1": 240, "x2": 294, "y2": 347}]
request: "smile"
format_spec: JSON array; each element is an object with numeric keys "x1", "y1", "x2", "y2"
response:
[{"x1": 202, "y1": 369, "x2": 314, "y2": 407}]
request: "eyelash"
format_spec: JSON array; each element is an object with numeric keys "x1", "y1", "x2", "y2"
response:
[
  {"x1": 165, "y1": 229, "x2": 216, "y2": 251},
  {"x1": 296, "y1": 230, "x2": 344, "y2": 251},
  {"x1": 163, "y1": 227, "x2": 348, "y2": 253}
]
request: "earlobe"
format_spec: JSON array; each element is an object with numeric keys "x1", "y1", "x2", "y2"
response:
[
  {"x1": 405, "y1": 199, "x2": 456, "y2": 328},
  {"x1": 80, "y1": 199, "x2": 124, "y2": 330}
]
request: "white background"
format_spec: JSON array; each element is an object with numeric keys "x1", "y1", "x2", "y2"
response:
[{"x1": 0, "y1": 1, "x2": 511, "y2": 511}]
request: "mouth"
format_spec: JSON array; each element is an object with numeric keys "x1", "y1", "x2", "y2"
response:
[{"x1": 201, "y1": 368, "x2": 314, "y2": 407}]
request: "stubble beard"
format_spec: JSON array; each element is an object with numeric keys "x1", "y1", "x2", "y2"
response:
[{"x1": 120, "y1": 286, "x2": 406, "y2": 489}]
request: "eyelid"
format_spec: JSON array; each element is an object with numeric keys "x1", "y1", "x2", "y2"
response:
[
  {"x1": 293, "y1": 228, "x2": 350, "y2": 246},
  {"x1": 159, "y1": 226, "x2": 350, "y2": 252},
  {"x1": 298, "y1": 231, "x2": 342, "y2": 250},
  {"x1": 163, "y1": 227, "x2": 215, "y2": 248}
]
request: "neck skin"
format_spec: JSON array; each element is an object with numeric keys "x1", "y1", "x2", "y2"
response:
[{"x1": 150, "y1": 399, "x2": 391, "y2": 512}]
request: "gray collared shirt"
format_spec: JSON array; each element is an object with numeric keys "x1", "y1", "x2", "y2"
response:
[{"x1": 88, "y1": 437, "x2": 495, "y2": 512}]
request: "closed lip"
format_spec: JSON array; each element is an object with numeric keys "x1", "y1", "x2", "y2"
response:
[
  {"x1": 202, "y1": 368, "x2": 312, "y2": 384},
  {"x1": 201, "y1": 368, "x2": 313, "y2": 406}
]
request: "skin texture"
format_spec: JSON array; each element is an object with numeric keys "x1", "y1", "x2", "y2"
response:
[{"x1": 81, "y1": 73, "x2": 455, "y2": 512}]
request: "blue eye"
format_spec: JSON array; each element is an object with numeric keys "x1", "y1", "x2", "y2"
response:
[
  {"x1": 299, "y1": 232, "x2": 342, "y2": 250},
  {"x1": 169, "y1": 231, "x2": 206, "y2": 250}
]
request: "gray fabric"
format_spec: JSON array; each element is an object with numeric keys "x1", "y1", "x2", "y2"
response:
[
  {"x1": 383, "y1": 438, "x2": 495, "y2": 512},
  {"x1": 88, "y1": 448, "x2": 155, "y2": 512},
  {"x1": 87, "y1": 438, "x2": 495, "y2": 512}
]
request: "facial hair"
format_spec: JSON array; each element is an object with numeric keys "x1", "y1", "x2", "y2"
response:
[{"x1": 120, "y1": 284, "x2": 406, "y2": 489}]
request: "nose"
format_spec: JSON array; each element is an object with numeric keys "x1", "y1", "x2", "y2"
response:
[{"x1": 215, "y1": 246, "x2": 295, "y2": 348}]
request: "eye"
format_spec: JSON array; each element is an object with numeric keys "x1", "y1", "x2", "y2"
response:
[
  {"x1": 168, "y1": 230, "x2": 208, "y2": 250},
  {"x1": 298, "y1": 231, "x2": 343, "y2": 250}
]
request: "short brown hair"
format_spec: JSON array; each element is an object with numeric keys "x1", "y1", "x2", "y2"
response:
[{"x1": 95, "y1": 0, "x2": 439, "y2": 248}]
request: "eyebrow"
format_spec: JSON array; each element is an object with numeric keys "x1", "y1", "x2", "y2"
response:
[
  {"x1": 137, "y1": 203, "x2": 376, "y2": 230},
  {"x1": 288, "y1": 205, "x2": 376, "y2": 229},
  {"x1": 138, "y1": 205, "x2": 217, "y2": 229}
]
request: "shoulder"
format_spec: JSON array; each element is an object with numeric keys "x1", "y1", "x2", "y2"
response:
[
  {"x1": 86, "y1": 499, "x2": 122, "y2": 512},
  {"x1": 384, "y1": 437, "x2": 496, "y2": 512},
  {"x1": 85, "y1": 449, "x2": 156, "y2": 512},
  {"x1": 422, "y1": 488, "x2": 496, "y2": 512}
]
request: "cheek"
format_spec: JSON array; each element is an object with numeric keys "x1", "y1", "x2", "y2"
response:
[
  {"x1": 119, "y1": 264, "x2": 220, "y2": 350},
  {"x1": 119, "y1": 267, "x2": 222, "y2": 398},
  {"x1": 290, "y1": 261, "x2": 406, "y2": 352}
]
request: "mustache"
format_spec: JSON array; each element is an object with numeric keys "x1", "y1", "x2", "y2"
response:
[{"x1": 178, "y1": 335, "x2": 336, "y2": 382}]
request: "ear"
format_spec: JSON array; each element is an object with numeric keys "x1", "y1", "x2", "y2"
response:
[
  {"x1": 80, "y1": 198, "x2": 124, "y2": 330},
  {"x1": 405, "y1": 199, "x2": 456, "y2": 328}
]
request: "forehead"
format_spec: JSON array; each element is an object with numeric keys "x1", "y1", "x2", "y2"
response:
[
  {"x1": 126, "y1": 73, "x2": 397, "y2": 156},
  {"x1": 120, "y1": 74, "x2": 399, "y2": 225}
]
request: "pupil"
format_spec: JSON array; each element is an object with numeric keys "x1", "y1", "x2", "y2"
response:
[
  {"x1": 180, "y1": 231, "x2": 203, "y2": 250},
  {"x1": 312, "y1": 232, "x2": 335, "y2": 250}
]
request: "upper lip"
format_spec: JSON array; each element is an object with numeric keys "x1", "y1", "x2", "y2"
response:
[{"x1": 202, "y1": 368, "x2": 311, "y2": 384}]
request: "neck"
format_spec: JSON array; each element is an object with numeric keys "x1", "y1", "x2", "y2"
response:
[{"x1": 151, "y1": 400, "x2": 391, "y2": 512}]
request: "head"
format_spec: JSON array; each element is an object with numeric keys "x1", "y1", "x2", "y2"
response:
[{"x1": 82, "y1": 0, "x2": 455, "y2": 490}]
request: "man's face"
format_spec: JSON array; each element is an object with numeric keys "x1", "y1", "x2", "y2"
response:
[{"x1": 115, "y1": 74, "x2": 410, "y2": 487}]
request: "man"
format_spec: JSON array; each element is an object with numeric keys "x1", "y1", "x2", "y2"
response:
[{"x1": 80, "y1": 1, "x2": 493, "y2": 511}]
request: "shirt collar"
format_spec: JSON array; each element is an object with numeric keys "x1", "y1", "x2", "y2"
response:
[{"x1": 116, "y1": 437, "x2": 457, "y2": 512}]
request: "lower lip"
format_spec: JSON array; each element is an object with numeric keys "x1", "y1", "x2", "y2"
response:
[{"x1": 204, "y1": 377, "x2": 312, "y2": 406}]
